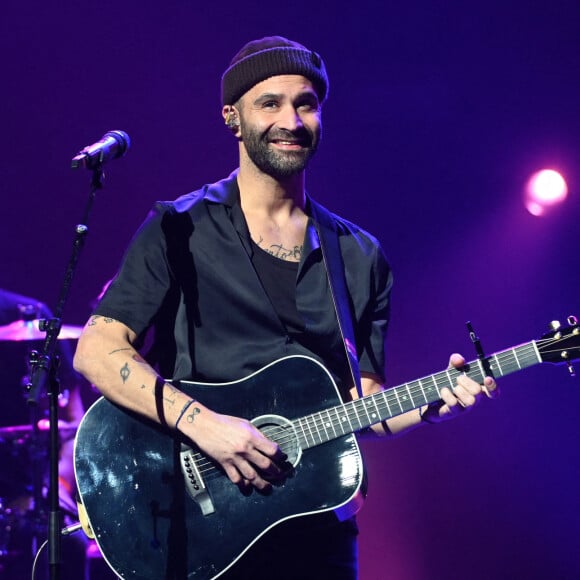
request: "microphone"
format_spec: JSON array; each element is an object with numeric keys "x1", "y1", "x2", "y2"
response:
[{"x1": 71, "y1": 130, "x2": 131, "y2": 169}]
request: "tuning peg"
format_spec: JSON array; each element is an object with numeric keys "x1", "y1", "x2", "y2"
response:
[
  {"x1": 560, "y1": 350, "x2": 577, "y2": 377},
  {"x1": 550, "y1": 320, "x2": 561, "y2": 331},
  {"x1": 567, "y1": 315, "x2": 579, "y2": 326}
]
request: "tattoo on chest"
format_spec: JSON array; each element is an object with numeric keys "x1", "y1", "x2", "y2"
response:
[{"x1": 257, "y1": 237, "x2": 303, "y2": 261}]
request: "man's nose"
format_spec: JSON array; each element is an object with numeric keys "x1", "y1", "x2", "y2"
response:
[{"x1": 278, "y1": 107, "x2": 304, "y2": 131}]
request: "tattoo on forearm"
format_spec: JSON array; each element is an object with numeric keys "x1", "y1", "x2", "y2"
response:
[
  {"x1": 175, "y1": 399, "x2": 199, "y2": 429},
  {"x1": 141, "y1": 381, "x2": 178, "y2": 405},
  {"x1": 185, "y1": 407, "x2": 201, "y2": 424},
  {"x1": 110, "y1": 350, "x2": 148, "y2": 387},
  {"x1": 163, "y1": 385, "x2": 178, "y2": 406},
  {"x1": 120, "y1": 363, "x2": 130, "y2": 383},
  {"x1": 109, "y1": 348, "x2": 132, "y2": 355}
]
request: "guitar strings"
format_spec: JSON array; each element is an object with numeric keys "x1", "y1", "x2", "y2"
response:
[{"x1": 189, "y1": 338, "x2": 566, "y2": 478}]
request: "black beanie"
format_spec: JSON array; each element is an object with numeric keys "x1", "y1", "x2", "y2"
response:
[{"x1": 221, "y1": 36, "x2": 329, "y2": 106}]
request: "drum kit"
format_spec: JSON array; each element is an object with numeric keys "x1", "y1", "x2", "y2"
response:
[{"x1": 0, "y1": 317, "x2": 83, "y2": 574}]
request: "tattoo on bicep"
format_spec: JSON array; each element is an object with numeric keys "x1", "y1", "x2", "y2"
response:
[{"x1": 120, "y1": 363, "x2": 130, "y2": 384}]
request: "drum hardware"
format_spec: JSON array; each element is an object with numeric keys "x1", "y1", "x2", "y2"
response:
[
  {"x1": 0, "y1": 319, "x2": 83, "y2": 342},
  {"x1": 0, "y1": 415, "x2": 78, "y2": 569},
  {"x1": 0, "y1": 497, "x2": 10, "y2": 557},
  {"x1": 0, "y1": 319, "x2": 85, "y2": 576}
]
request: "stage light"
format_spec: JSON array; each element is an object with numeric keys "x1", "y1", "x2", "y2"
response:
[{"x1": 524, "y1": 169, "x2": 568, "y2": 216}]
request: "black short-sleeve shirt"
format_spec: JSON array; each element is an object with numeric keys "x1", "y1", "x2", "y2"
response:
[{"x1": 94, "y1": 171, "x2": 392, "y2": 397}]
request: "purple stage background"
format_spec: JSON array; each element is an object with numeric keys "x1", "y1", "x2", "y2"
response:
[{"x1": 2, "y1": 1, "x2": 580, "y2": 578}]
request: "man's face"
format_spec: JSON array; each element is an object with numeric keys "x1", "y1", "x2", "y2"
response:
[{"x1": 235, "y1": 75, "x2": 322, "y2": 180}]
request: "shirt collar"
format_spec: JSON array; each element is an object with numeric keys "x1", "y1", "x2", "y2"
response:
[
  {"x1": 202, "y1": 169, "x2": 241, "y2": 206},
  {"x1": 201, "y1": 169, "x2": 322, "y2": 261}
]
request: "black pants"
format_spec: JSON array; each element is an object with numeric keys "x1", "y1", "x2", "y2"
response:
[{"x1": 219, "y1": 513, "x2": 359, "y2": 580}]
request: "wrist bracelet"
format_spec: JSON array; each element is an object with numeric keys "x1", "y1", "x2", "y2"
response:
[{"x1": 175, "y1": 399, "x2": 196, "y2": 430}]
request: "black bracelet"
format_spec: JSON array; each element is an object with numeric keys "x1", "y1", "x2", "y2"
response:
[{"x1": 175, "y1": 399, "x2": 196, "y2": 429}]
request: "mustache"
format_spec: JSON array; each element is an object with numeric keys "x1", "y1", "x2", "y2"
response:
[{"x1": 266, "y1": 127, "x2": 314, "y2": 147}]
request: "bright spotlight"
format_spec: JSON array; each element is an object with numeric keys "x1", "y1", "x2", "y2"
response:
[{"x1": 525, "y1": 169, "x2": 569, "y2": 216}]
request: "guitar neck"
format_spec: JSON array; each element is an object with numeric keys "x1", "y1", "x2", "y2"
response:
[{"x1": 294, "y1": 340, "x2": 541, "y2": 449}]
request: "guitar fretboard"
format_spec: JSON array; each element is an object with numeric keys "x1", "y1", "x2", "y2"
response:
[{"x1": 293, "y1": 340, "x2": 541, "y2": 449}]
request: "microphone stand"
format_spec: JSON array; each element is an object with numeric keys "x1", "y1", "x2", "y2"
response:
[{"x1": 27, "y1": 165, "x2": 104, "y2": 580}]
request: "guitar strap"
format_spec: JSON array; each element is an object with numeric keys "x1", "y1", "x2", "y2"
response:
[{"x1": 309, "y1": 199, "x2": 363, "y2": 399}]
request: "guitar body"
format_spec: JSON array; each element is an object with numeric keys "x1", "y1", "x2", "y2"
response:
[{"x1": 74, "y1": 356, "x2": 364, "y2": 579}]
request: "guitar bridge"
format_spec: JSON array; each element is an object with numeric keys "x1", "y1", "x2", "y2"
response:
[{"x1": 179, "y1": 444, "x2": 215, "y2": 516}]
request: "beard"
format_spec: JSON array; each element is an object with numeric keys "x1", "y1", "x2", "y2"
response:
[{"x1": 240, "y1": 124, "x2": 319, "y2": 180}]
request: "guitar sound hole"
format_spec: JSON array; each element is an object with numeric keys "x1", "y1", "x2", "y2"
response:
[{"x1": 251, "y1": 414, "x2": 302, "y2": 467}]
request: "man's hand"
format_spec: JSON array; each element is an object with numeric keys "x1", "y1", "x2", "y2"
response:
[
  {"x1": 420, "y1": 353, "x2": 499, "y2": 423},
  {"x1": 178, "y1": 406, "x2": 288, "y2": 491}
]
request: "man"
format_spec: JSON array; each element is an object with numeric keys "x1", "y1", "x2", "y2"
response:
[{"x1": 73, "y1": 36, "x2": 497, "y2": 579}]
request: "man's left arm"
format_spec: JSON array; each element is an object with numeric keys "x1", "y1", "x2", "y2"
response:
[{"x1": 353, "y1": 354, "x2": 499, "y2": 437}]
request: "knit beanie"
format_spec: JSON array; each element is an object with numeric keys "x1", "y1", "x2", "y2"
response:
[{"x1": 221, "y1": 36, "x2": 329, "y2": 106}]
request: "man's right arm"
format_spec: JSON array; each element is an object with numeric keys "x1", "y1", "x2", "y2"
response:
[
  {"x1": 73, "y1": 315, "x2": 284, "y2": 490},
  {"x1": 74, "y1": 314, "x2": 194, "y2": 427}
]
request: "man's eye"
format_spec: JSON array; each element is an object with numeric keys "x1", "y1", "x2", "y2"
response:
[
  {"x1": 298, "y1": 100, "x2": 319, "y2": 112},
  {"x1": 263, "y1": 101, "x2": 279, "y2": 109}
]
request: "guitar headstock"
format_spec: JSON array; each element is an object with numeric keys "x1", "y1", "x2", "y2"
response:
[{"x1": 537, "y1": 316, "x2": 580, "y2": 373}]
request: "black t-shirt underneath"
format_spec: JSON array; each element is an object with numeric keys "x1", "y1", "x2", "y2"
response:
[{"x1": 250, "y1": 241, "x2": 305, "y2": 336}]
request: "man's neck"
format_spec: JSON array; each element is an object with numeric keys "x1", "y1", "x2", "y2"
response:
[
  {"x1": 237, "y1": 159, "x2": 306, "y2": 219},
  {"x1": 236, "y1": 159, "x2": 309, "y2": 262}
]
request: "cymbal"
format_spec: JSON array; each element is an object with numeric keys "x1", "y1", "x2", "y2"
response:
[
  {"x1": 0, "y1": 424, "x2": 33, "y2": 438},
  {"x1": 0, "y1": 319, "x2": 83, "y2": 341},
  {"x1": 0, "y1": 420, "x2": 77, "y2": 440}
]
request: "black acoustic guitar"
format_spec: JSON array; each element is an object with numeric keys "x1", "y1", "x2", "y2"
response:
[{"x1": 74, "y1": 318, "x2": 580, "y2": 579}]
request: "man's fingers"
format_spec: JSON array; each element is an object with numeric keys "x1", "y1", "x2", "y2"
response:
[
  {"x1": 449, "y1": 353, "x2": 465, "y2": 369},
  {"x1": 481, "y1": 377, "x2": 499, "y2": 399}
]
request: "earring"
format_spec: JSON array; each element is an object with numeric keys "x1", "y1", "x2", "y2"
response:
[{"x1": 225, "y1": 108, "x2": 239, "y2": 129}]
